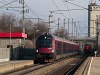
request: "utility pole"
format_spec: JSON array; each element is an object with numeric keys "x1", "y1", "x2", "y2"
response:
[
  {"x1": 9, "y1": 23, "x2": 11, "y2": 49},
  {"x1": 64, "y1": 18, "x2": 66, "y2": 38},
  {"x1": 76, "y1": 24, "x2": 78, "y2": 38},
  {"x1": 74, "y1": 22, "x2": 75, "y2": 37},
  {"x1": 74, "y1": 22, "x2": 77, "y2": 38},
  {"x1": 22, "y1": 0, "x2": 25, "y2": 33},
  {"x1": 48, "y1": 14, "x2": 53, "y2": 33},
  {"x1": 38, "y1": 18, "x2": 40, "y2": 24},
  {"x1": 22, "y1": 0, "x2": 25, "y2": 48},
  {"x1": 96, "y1": 16, "x2": 99, "y2": 51},
  {"x1": 58, "y1": 18, "x2": 60, "y2": 36},
  {"x1": 49, "y1": 15, "x2": 51, "y2": 33},
  {"x1": 72, "y1": 18, "x2": 74, "y2": 39},
  {"x1": 19, "y1": 0, "x2": 26, "y2": 32},
  {"x1": 19, "y1": 0, "x2": 25, "y2": 47},
  {"x1": 68, "y1": 18, "x2": 70, "y2": 38}
]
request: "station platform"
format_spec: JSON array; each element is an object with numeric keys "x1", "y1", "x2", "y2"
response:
[
  {"x1": 74, "y1": 57, "x2": 100, "y2": 75},
  {"x1": 0, "y1": 60, "x2": 34, "y2": 73},
  {"x1": 88, "y1": 57, "x2": 100, "y2": 75}
]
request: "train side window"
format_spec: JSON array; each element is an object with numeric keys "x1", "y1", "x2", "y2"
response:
[
  {"x1": 56, "y1": 41, "x2": 62, "y2": 54},
  {"x1": 58, "y1": 42, "x2": 62, "y2": 49},
  {"x1": 63, "y1": 42, "x2": 67, "y2": 54},
  {"x1": 55, "y1": 41, "x2": 57, "y2": 49}
]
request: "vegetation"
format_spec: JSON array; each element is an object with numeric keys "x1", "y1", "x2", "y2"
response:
[
  {"x1": 0, "y1": 14, "x2": 50, "y2": 48},
  {"x1": 53, "y1": 27, "x2": 69, "y2": 39},
  {"x1": 0, "y1": 13, "x2": 69, "y2": 48}
]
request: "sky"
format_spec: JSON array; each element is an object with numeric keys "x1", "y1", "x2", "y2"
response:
[{"x1": 0, "y1": 0, "x2": 100, "y2": 37}]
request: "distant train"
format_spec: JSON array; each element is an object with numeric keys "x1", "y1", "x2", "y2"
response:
[
  {"x1": 83, "y1": 43, "x2": 97, "y2": 56},
  {"x1": 36, "y1": 33, "x2": 80, "y2": 63},
  {"x1": 83, "y1": 44, "x2": 92, "y2": 55}
]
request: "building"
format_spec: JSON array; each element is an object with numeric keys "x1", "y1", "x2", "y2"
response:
[
  {"x1": 0, "y1": 32, "x2": 27, "y2": 48},
  {"x1": 88, "y1": 1, "x2": 100, "y2": 37},
  {"x1": 0, "y1": 32, "x2": 27, "y2": 62}
]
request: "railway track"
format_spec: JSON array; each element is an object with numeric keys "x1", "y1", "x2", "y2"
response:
[
  {"x1": 47, "y1": 57, "x2": 86, "y2": 75},
  {"x1": 0, "y1": 57, "x2": 85, "y2": 75},
  {"x1": 74, "y1": 57, "x2": 92, "y2": 75},
  {"x1": 65, "y1": 58, "x2": 85, "y2": 75},
  {"x1": 0, "y1": 64, "x2": 49, "y2": 75}
]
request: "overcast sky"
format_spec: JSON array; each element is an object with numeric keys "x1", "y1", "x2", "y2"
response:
[
  {"x1": 0, "y1": 0, "x2": 100, "y2": 37},
  {"x1": 25, "y1": 0, "x2": 89, "y2": 37},
  {"x1": 25, "y1": 0, "x2": 89, "y2": 20}
]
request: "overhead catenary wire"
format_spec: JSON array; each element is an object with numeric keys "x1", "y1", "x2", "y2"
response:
[
  {"x1": 0, "y1": 0, "x2": 18, "y2": 9},
  {"x1": 0, "y1": 0, "x2": 17, "y2": 7},
  {"x1": 52, "y1": 0, "x2": 67, "y2": 18},
  {"x1": 0, "y1": 0, "x2": 24, "y2": 16},
  {"x1": 65, "y1": 0, "x2": 88, "y2": 10},
  {"x1": 64, "y1": 1, "x2": 73, "y2": 19},
  {"x1": 24, "y1": 1, "x2": 49, "y2": 17},
  {"x1": 24, "y1": 1, "x2": 47, "y2": 22},
  {"x1": 64, "y1": 0, "x2": 89, "y2": 37},
  {"x1": 0, "y1": 0, "x2": 19, "y2": 14},
  {"x1": 0, "y1": 0, "x2": 6, "y2": 4}
]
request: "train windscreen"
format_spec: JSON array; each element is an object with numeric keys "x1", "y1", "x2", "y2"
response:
[{"x1": 36, "y1": 35, "x2": 52, "y2": 48}]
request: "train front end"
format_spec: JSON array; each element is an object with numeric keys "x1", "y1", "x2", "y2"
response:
[
  {"x1": 83, "y1": 44, "x2": 92, "y2": 55},
  {"x1": 36, "y1": 33, "x2": 55, "y2": 62}
]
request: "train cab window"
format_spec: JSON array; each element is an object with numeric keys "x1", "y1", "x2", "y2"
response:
[{"x1": 36, "y1": 35, "x2": 52, "y2": 48}]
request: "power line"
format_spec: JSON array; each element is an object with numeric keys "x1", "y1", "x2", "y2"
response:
[
  {"x1": 65, "y1": 0, "x2": 88, "y2": 10},
  {"x1": 0, "y1": 0, "x2": 6, "y2": 4},
  {"x1": 57, "y1": 9, "x2": 87, "y2": 11},
  {"x1": 24, "y1": 1, "x2": 48, "y2": 19},
  {"x1": 23, "y1": 1, "x2": 50, "y2": 24},
  {"x1": 64, "y1": 2, "x2": 73, "y2": 19},
  {"x1": 52, "y1": 0, "x2": 67, "y2": 18},
  {"x1": 0, "y1": 0, "x2": 17, "y2": 7},
  {"x1": 0, "y1": 0, "x2": 22, "y2": 15},
  {"x1": 0, "y1": 0, "x2": 17, "y2": 9},
  {"x1": 64, "y1": 1, "x2": 88, "y2": 37},
  {"x1": 24, "y1": 2, "x2": 41, "y2": 19}
]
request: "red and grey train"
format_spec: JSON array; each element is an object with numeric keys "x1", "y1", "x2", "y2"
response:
[
  {"x1": 36, "y1": 33, "x2": 80, "y2": 62},
  {"x1": 83, "y1": 43, "x2": 97, "y2": 56}
]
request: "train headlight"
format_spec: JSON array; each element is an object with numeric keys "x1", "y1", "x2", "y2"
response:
[
  {"x1": 36, "y1": 49, "x2": 38, "y2": 52},
  {"x1": 44, "y1": 37, "x2": 46, "y2": 39},
  {"x1": 52, "y1": 49, "x2": 54, "y2": 52}
]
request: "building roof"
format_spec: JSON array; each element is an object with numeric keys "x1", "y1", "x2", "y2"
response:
[{"x1": 0, "y1": 32, "x2": 27, "y2": 38}]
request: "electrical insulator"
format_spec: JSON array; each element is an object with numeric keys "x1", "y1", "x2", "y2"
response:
[
  {"x1": 19, "y1": 0, "x2": 23, "y2": 3},
  {"x1": 25, "y1": 9, "x2": 29, "y2": 13}
]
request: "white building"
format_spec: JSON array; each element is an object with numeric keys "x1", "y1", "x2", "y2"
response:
[{"x1": 88, "y1": 1, "x2": 100, "y2": 37}]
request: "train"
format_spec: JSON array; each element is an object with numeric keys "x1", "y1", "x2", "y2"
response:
[
  {"x1": 36, "y1": 33, "x2": 80, "y2": 63},
  {"x1": 83, "y1": 43, "x2": 97, "y2": 56}
]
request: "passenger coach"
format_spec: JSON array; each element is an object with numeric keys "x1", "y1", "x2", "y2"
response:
[{"x1": 36, "y1": 33, "x2": 80, "y2": 62}]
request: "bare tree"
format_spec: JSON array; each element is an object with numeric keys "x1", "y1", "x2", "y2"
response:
[
  {"x1": 53, "y1": 27, "x2": 69, "y2": 38},
  {"x1": 28, "y1": 22, "x2": 49, "y2": 40},
  {"x1": 24, "y1": 40, "x2": 34, "y2": 48},
  {"x1": 0, "y1": 13, "x2": 17, "y2": 32},
  {"x1": 0, "y1": 13, "x2": 50, "y2": 48}
]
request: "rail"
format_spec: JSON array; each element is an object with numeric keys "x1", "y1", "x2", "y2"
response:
[
  {"x1": 0, "y1": 64, "x2": 48, "y2": 75},
  {"x1": 74, "y1": 57, "x2": 92, "y2": 75},
  {"x1": 0, "y1": 57, "x2": 85, "y2": 75},
  {"x1": 65, "y1": 58, "x2": 86, "y2": 75},
  {"x1": 24, "y1": 58, "x2": 76, "y2": 75}
]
